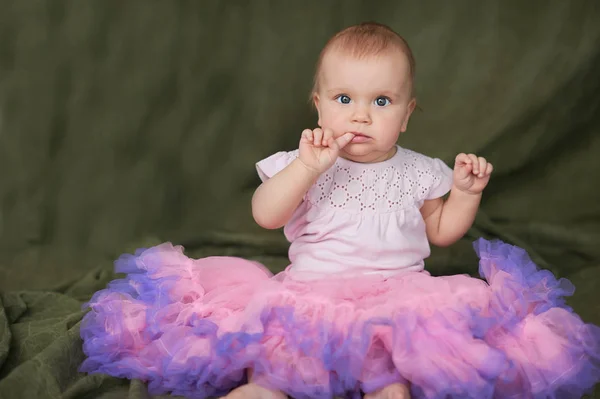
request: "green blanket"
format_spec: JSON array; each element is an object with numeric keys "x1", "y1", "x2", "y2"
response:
[{"x1": 1, "y1": 1, "x2": 599, "y2": 398}]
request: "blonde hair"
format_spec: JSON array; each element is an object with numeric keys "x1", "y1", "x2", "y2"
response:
[{"x1": 310, "y1": 22, "x2": 416, "y2": 101}]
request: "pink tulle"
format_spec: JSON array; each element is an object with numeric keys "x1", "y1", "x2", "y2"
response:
[{"x1": 79, "y1": 239, "x2": 600, "y2": 399}]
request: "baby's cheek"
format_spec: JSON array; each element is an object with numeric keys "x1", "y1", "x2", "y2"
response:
[
  {"x1": 334, "y1": 115, "x2": 350, "y2": 130},
  {"x1": 321, "y1": 119, "x2": 345, "y2": 136}
]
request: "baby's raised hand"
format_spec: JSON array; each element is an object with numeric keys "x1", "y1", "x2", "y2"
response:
[
  {"x1": 453, "y1": 153, "x2": 494, "y2": 194},
  {"x1": 298, "y1": 128, "x2": 354, "y2": 174}
]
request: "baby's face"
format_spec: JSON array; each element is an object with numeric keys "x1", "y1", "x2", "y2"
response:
[{"x1": 314, "y1": 49, "x2": 415, "y2": 163}]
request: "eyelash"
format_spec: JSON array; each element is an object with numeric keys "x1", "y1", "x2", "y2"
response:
[{"x1": 334, "y1": 94, "x2": 392, "y2": 107}]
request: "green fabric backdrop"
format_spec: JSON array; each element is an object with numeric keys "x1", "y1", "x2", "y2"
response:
[{"x1": 0, "y1": 1, "x2": 598, "y2": 398}]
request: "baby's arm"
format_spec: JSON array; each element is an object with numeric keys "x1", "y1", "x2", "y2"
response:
[
  {"x1": 420, "y1": 191, "x2": 481, "y2": 247},
  {"x1": 421, "y1": 153, "x2": 493, "y2": 247},
  {"x1": 252, "y1": 128, "x2": 354, "y2": 230},
  {"x1": 252, "y1": 159, "x2": 320, "y2": 229}
]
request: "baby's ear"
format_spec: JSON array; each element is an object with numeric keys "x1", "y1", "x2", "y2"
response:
[
  {"x1": 400, "y1": 98, "x2": 418, "y2": 132},
  {"x1": 313, "y1": 93, "x2": 323, "y2": 126},
  {"x1": 408, "y1": 98, "x2": 417, "y2": 113},
  {"x1": 313, "y1": 93, "x2": 321, "y2": 109}
]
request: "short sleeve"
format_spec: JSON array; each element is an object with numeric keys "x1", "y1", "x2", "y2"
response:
[
  {"x1": 255, "y1": 150, "x2": 299, "y2": 182},
  {"x1": 421, "y1": 156, "x2": 453, "y2": 200}
]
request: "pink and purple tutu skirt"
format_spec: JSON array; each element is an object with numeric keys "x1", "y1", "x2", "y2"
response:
[{"x1": 79, "y1": 238, "x2": 600, "y2": 398}]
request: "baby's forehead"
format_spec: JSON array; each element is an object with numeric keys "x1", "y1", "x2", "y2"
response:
[
  {"x1": 317, "y1": 48, "x2": 413, "y2": 94},
  {"x1": 322, "y1": 46, "x2": 410, "y2": 69},
  {"x1": 320, "y1": 48, "x2": 412, "y2": 80}
]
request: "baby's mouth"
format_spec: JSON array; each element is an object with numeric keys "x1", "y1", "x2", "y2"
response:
[{"x1": 349, "y1": 132, "x2": 371, "y2": 143}]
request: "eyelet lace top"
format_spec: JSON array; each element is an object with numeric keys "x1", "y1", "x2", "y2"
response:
[{"x1": 256, "y1": 145, "x2": 453, "y2": 279}]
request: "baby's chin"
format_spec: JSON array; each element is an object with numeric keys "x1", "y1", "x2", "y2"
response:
[
  {"x1": 340, "y1": 144, "x2": 392, "y2": 163},
  {"x1": 341, "y1": 143, "x2": 375, "y2": 162}
]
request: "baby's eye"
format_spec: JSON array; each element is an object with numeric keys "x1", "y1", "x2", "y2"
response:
[
  {"x1": 374, "y1": 96, "x2": 391, "y2": 107},
  {"x1": 336, "y1": 95, "x2": 351, "y2": 104}
]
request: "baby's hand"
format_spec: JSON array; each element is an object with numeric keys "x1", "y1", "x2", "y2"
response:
[
  {"x1": 453, "y1": 153, "x2": 494, "y2": 194},
  {"x1": 298, "y1": 128, "x2": 354, "y2": 174}
]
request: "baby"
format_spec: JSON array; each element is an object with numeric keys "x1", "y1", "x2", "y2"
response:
[
  {"x1": 79, "y1": 22, "x2": 600, "y2": 399},
  {"x1": 232, "y1": 22, "x2": 493, "y2": 399}
]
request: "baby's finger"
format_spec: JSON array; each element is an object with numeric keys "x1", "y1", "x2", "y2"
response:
[
  {"x1": 322, "y1": 128, "x2": 334, "y2": 146},
  {"x1": 455, "y1": 153, "x2": 470, "y2": 166},
  {"x1": 486, "y1": 162, "x2": 494, "y2": 175},
  {"x1": 455, "y1": 162, "x2": 472, "y2": 179},
  {"x1": 335, "y1": 132, "x2": 355, "y2": 149},
  {"x1": 477, "y1": 157, "x2": 487, "y2": 177},
  {"x1": 313, "y1": 128, "x2": 323, "y2": 147},
  {"x1": 327, "y1": 136, "x2": 339, "y2": 152},
  {"x1": 301, "y1": 129, "x2": 313, "y2": 143},
  {"x1": 468, "y1": 154, "x2": 479, "y2": 174}
]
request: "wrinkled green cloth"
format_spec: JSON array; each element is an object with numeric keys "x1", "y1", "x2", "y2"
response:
[{"x1": 0, "y1": 1, "x2": 599, "y2": 398}]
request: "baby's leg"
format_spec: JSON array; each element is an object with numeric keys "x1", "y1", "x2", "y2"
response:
[
  {"x1": 222, "y1": 369, "x2": 288, "y2": 399},
  {"x1": 222, "y1": 384, "x2": 287, "y2": 399},
  {"x1": 364, "y1": 383, "x2": 411, "y2": 399}
]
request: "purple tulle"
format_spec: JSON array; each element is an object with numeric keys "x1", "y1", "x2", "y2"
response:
[{"x1": 79, "y1": 239, "x2": 600, "y2": 398}]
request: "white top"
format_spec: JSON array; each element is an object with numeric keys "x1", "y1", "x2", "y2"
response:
[{"x1": 256, "y1": 145, "x2": 453, "y2": 279}]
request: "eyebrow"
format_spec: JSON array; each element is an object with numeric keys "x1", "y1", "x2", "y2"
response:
[{"x1": 326, "y1": 88, "x2": 401, "y2": 98}]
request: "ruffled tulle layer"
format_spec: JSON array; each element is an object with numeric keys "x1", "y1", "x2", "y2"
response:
[{"x1": 79, "y1": 239, "x2": 600, "y2": 399}]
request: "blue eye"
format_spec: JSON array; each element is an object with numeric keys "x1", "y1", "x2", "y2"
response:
[
  {"x1": 336, "y1": 95, "x2": 351, "y2": 104},
  {"x1": 374, "y1": 96, "x2": 391, "y2": 107}
]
